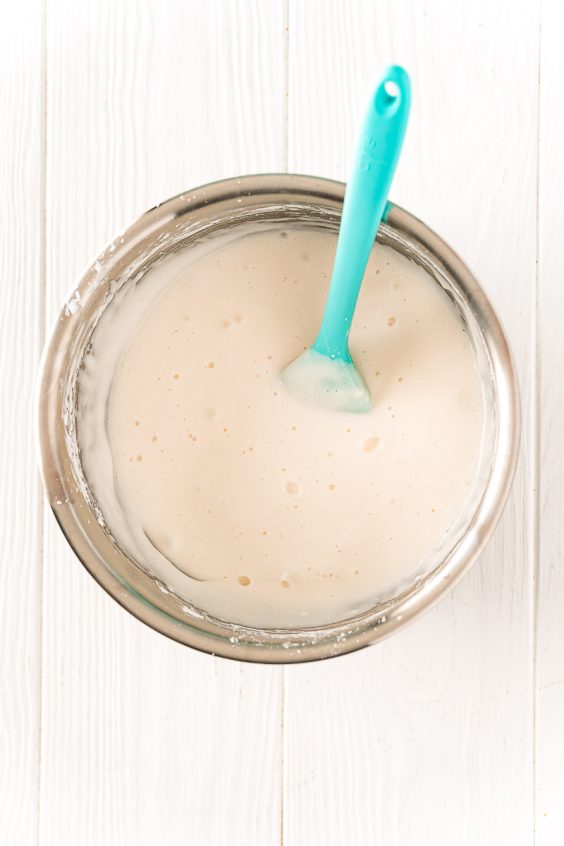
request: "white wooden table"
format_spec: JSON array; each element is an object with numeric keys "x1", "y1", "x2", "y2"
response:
[{"x1": 2, "y1": 1, "x2": 563, "y2": 843}]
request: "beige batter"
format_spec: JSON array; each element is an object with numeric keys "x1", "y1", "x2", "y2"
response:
[{"x1": 77, "y1": 225, "x2": 484, "y2": 628}]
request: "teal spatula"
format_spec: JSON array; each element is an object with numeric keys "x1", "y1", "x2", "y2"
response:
[{"x1": 281, "y1": 65, "x2": 411, "y2": 412}]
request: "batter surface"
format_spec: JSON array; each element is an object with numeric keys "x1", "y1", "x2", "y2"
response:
[{"x1": 77, "y1": 226, "x2": 484, "y2": 627}]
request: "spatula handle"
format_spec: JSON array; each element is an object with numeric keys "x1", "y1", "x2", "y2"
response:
[{"x1": 313, "y1": 65, "x2": 411, "y2": 361}]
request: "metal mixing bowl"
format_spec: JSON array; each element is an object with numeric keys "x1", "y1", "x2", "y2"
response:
[{"x1": 37, "y1": 174, "x2": 519, "y2": 663}]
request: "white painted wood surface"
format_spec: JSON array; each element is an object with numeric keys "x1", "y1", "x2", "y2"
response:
[
  {"x1": 537, "y1": 0, "x2": 564, "y2": 840},
  {"x1": 1, "y1": 0, "x2": 563, "y2": 843},
  {"x1": 0, "y1": 2, "x2": 42, "y2": 844}
]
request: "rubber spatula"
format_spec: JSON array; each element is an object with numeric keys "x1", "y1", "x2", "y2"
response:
[{"x1": 281, "y1": 65, "x2": 411, "y2": 412}]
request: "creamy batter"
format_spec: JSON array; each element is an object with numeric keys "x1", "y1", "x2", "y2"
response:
[{"x1": 77, "y1": 225, "x2": 484, "y2": 628}]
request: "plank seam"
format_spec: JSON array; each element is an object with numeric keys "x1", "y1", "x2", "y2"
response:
[
  {"x1": 283, "y1": 0, "x2": 289, "y2": 173},
  {"x1": 280, "y1": 668, "x2": 286, "y2": 846},
  {"x1": 532, "y1": 1, "x2": 543, "y2": 842},
  {"x1": 36, "y1": 0, "x2": 48, "y2": 842}
]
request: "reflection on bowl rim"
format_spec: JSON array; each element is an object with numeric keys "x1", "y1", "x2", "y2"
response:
[{"x1": 37, "y1": 174, "x2": 520, "y2": 664}]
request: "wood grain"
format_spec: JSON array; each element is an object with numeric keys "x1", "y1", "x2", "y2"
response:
[
  {"x1": 285, "y1": 2, "x2": 538, "y2": 843},
  {"x1": 0, "y1": 1, "x2": 43, "y2": 843},
  {"x1": 536, "y1": 0, "x2": 564, "y2": 840},
  {"x1": 40, "y1": 2, "x2": 285, "y2": 843}
]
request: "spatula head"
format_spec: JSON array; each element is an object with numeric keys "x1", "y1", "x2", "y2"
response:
[{"x1": 280, "y1": 348, "x2": 371, "y2": 414}]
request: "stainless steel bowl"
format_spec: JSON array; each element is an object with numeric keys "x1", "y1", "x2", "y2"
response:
[{"x1": 37, "y1": 174, "x2": 519, "y2": 663}]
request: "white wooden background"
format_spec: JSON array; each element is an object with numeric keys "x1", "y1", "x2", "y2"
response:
[{"x1": 1, "y1": 1, "x2": 563, "y2": 843}]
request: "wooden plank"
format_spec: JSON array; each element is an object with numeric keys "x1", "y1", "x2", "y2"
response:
[
  {"x1": 40, "y1": 2, "x2": 285, "y2": 843},
  {"x1": 0, "y1": 1, "x2": 43, "y2": 843},
  {"x1": 536, "y1": 0, "x2": 564, "y2": 839},
  {"x1": 285, "y1": 1, "x2": 537, "y2": 843}
]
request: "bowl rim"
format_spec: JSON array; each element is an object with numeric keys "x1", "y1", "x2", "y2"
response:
[{"x1": 37, "y1": 173, "x2": 520, "y2": 663}]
